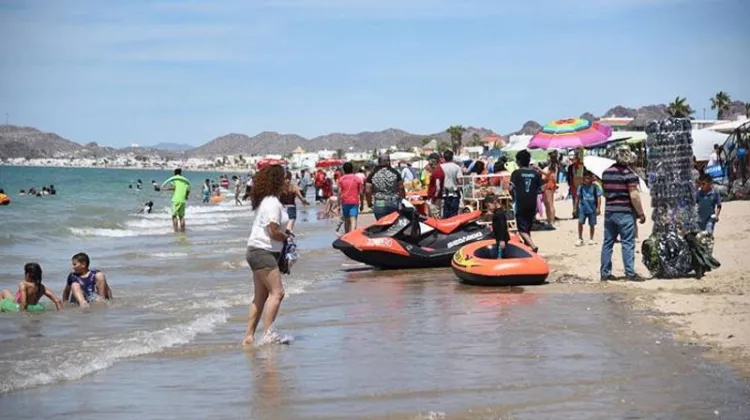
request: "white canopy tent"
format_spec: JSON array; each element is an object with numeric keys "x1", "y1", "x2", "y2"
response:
[
  {"x1": 583, "y1": 156, "x2": 649, "y2": 192},
  {"x1": 692, "y1": 129, "x2": 729, "y2": 161},
  {"x1": 389, "y1": 151, "x2": 417, "y2": 162},
  {"x1": 707, "y1": 117, "x2": 749, "y2": 134},
  {"x1": 501, "y1": 135, "x2": 533, "y2": 152}
]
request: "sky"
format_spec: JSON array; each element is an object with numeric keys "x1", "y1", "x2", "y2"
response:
[{"x1": 0, "y1": 0, "x2": 748, "y2": 147}]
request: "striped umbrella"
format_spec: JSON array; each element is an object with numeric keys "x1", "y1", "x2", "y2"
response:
[{"x1": 528, "y1": 118, "x2": 612, "y2": 149}]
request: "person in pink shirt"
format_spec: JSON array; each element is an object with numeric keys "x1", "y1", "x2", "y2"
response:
[{"x1": 338, "y1": 162, "x2": 364, "y2": 233}]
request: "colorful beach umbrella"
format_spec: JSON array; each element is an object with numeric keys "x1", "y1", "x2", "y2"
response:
[{"x1": 528, "y1": 118, "x2": 612, "y2": 150}]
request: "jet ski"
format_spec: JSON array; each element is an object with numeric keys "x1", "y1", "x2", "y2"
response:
[{"x1": 332, "y1": 200, "x2": 492, "y2": 269}]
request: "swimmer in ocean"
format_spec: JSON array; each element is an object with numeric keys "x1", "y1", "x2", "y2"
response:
[
  {"x1": 0, "y1": 262, "x2": 63, "y2": 312},
  {"x1": 62, "y1": 252, "x2": 113, "y2": 308},
  {"x1": 161, "y1": 168, "x2": 191, "y2": 233},
  {"x1": 137, "y1": 200, "x2": 154, "y2": 214}
]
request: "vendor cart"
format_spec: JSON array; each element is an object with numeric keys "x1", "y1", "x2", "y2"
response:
[{"x1": 459, "y1": 173, "x2": 517, "y2": 232}]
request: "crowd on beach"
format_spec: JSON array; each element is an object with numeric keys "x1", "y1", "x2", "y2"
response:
[{"x1": 1, "y1": 147, "x2": 725, "y2": 350}]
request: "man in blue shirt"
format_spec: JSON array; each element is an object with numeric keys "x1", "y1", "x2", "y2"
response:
[{"x1": 696, "y1": 174, "x2": 722, "y2": 235}]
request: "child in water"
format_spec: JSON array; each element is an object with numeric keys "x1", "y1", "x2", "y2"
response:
[
  {"x1": 137, "y1": 200, "x2": 154, "y2": 214},
  {"x1": 0, "y1": 263, "x2": 63, "y2": 311},
  {"x1": 484, "y1": 195, "x2": 510, "y2": 259}
]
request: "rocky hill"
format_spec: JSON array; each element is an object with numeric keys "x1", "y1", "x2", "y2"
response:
[
  {"x1": 0, "y1": 125, "x2": 82, "y2": 159},
  {"x1": 723, "y1": 100, "x2": 747, "y2": 121}
]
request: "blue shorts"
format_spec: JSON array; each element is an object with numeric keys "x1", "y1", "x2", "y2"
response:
[
  {"x1": 578, "y1": 211, "x2": 597, "y2": 226},
  {"x1": 342, "y1": 204, "x2": 359, "y2": 218},
  {"x1": 285, "y1": 205, "x2": 297, "y2": 220}
]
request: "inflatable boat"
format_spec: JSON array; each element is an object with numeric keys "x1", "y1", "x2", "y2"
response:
[{"x1": 451, "y1": 238, "x2": 549, "y2": 286}]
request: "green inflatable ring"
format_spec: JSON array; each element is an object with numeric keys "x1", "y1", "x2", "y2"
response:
[{"x1": 0, "y1": 297, "x2": 45, "y2": 313}]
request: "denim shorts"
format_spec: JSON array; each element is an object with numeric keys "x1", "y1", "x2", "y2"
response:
[
  {"x1": 578, "y1": 212, "x2": 597, "y2": 226},
  {"x1": 342, "y1": 204, "x2": 359, "y2": 218},
  {"x1": 285, "y1": 205, "x2": 297, "y2": 220}
]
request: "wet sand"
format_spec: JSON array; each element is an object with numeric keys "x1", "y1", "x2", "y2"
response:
[{"x1": 534, "y1": 194, "x2": 750, "y2": 376}]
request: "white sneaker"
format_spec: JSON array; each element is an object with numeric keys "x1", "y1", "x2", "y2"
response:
[
  {"x1": 588, "y1": 239, "x2": 597, "y2": 245},
  {"x1": 575, "y1": 239, "x2": 584, "y2": 247}
]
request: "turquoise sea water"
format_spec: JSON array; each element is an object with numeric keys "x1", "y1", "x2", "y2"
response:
[{"x1": 0, "y1": 166, "x2": 329, "y2": 393}]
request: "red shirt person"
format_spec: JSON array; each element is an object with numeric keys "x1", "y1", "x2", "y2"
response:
[{"x1": 337, "y1": 162, "x2": 363, "y2": 233}]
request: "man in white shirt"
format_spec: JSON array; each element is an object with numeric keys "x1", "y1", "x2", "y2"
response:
[{"x1": 440, "y1": 150, "x2": 463, "y2": 218}]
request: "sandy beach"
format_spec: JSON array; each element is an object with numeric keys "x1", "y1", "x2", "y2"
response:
[{"x1": 531, "y1": 194, "x2": 750, "y2": 375}]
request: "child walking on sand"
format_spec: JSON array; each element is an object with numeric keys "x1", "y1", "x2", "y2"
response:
[
  {"x1": 0, "y1": 263, "x2": 63, "y2": 312},
  {"x1": 575, "y1": 171, "x2": 602, "y2": 246},
  {"x1": 696, "y1": 174, "x2": 722, "y2": 235}
]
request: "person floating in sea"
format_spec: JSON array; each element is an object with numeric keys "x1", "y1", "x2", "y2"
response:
[
  {"x1": 152, "y1": 180, "x2": 161, "y2": 192},
  {"x1": 0, "y1": 263, "x2": 63, "y2": 312},
  {"x1": 137, "y1": 200, "x2": 154, "y2": 214},
  {"x1": 62, "y1": 252, "x2": 113, "y2": 308},
  {"x1": 161, "y1": 168, "x2": 191, "y2": 233}
]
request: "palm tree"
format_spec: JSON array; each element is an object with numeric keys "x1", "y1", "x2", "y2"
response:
[
  {"x1": 666, "y1": 96, "x2": 694, "y2": 118},
  {"x1": 710, "y1": 91, "x2": 732, "y2": 120},
  {"x1": 470, "y1": 133, "x2": 482, "y2": 146},
  {"x1": 745, "y1": 102, "x2": 750, "y2": 118},
  {"x1": 445, "y1": 125, "x2": 466, "y2": 152}
]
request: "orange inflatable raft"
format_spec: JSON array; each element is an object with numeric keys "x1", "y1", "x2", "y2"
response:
[
  {"x1": 452, "y1": 238, "x2": 549, "y2": 286},
  {"x1": 0, "y1": 194, "x2": 10, "y2": 206}
]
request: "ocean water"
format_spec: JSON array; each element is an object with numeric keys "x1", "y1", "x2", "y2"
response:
[
  {"x1": 0, "y1": 166, "x2": 325, "y2": 392},
  {"x1": 1, "y1": 166, "x2": 749, "y2": 419}
]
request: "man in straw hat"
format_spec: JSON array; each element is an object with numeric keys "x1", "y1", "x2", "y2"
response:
[{"x1": 600, "y1": 145, "x2": 646, "y2": 282}]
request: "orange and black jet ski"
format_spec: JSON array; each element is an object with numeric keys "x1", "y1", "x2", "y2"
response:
[{"x1": 333, "y1": 202, "x2": 492, "y2": 269}]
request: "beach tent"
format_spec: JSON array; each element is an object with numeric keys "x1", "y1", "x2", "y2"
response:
[
  {"x1": 707, "y1": 117, "x2": 750, "y2": 134},
  {"x1": 584, "y1": 155, "x2": 649, "y2": 191},
  {"x1": 502, "y1": 135, "x2": 533, "y2": 152},
  {"x1": 692, "y1": 129, "x2": 729, "y2": 161},
  {"x1": 389, "y1": 151, "x2": 417, "y2": 161}
]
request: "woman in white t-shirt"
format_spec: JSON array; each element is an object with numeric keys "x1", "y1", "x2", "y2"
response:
[{"x1": 243, "y1": 165, "x2": 290, "y2": 346}]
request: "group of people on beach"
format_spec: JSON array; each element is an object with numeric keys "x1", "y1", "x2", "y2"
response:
[{"x1": 1, "y1": 253, "x2": 113, "y2": 312}]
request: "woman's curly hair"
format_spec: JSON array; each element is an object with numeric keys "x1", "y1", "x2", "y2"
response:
[{"x1": 250, "y1": 165, "x2": 286, "y2": 210}]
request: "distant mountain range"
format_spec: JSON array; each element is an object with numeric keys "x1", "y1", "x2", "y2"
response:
[
  {"x1": 150, "y1": 142, "x2": 194, "y2": 151},
  {"x1": 1, "y1": 102, "x2": 747, "y2": 160}
]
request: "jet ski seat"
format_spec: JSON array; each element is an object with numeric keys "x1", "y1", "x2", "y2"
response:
[{"x1": 426, "y1": 211, "x2": 482, "y2": 234}]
